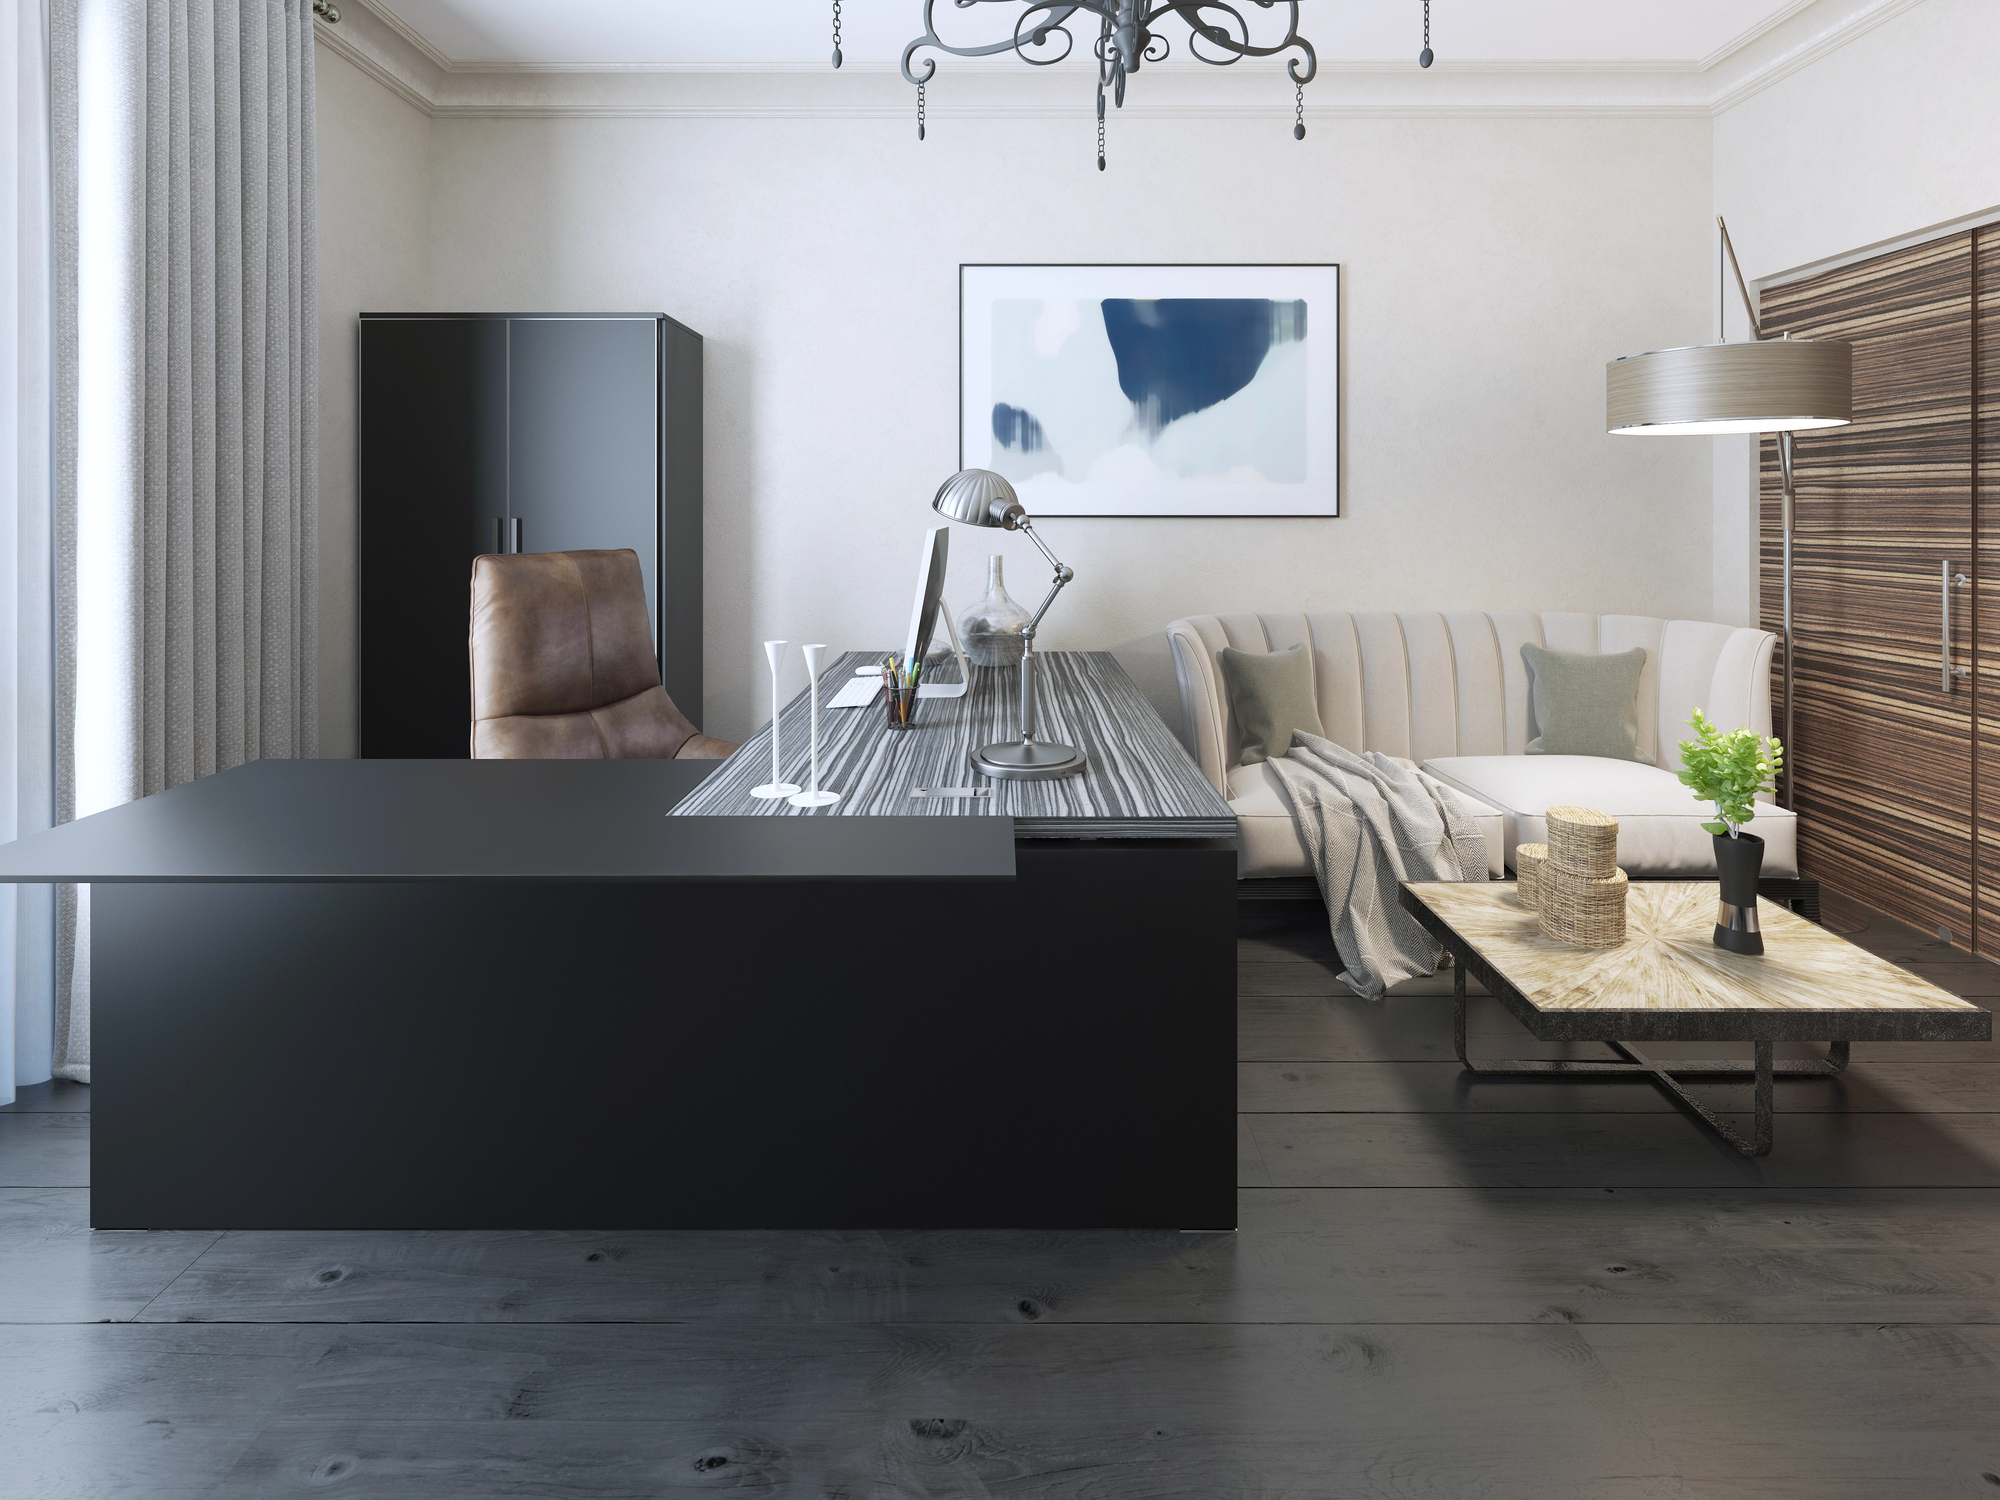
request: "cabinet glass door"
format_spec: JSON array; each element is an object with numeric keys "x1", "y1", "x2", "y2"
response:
[
  {"x1": 359, "y1": 316, "x2": 508, "y2": 758},
  {"x1": 506, "y1": 317, "x2": 663, "y2": 656}
]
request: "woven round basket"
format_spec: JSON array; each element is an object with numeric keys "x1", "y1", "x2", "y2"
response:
[
  {"x1": 1514, "y1": 843, "x2": 1549, "y2": 911},
  {"x1": 1538, "y1": 865, "x2": 1629, "y2": 948},
  {"x1": 1545, "y1": 805, "x2": 1619, "y2": 879}
]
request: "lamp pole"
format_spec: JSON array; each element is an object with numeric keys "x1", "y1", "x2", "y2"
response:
[
  {"x1": 1013, "y1": 519, "x2": 1074, "y2": 750},
  {"x1": 1719, "y1": 218, "x2": 1797, "y2": 809}
]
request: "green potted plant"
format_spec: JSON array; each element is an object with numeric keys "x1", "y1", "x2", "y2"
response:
[{"x1": 1677, "y1": 708, "x2": 1784, "y2": 955}]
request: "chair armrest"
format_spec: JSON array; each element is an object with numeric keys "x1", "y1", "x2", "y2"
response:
[{"x1": 675, "y1": 734, "x2": 739, "y2": 760}]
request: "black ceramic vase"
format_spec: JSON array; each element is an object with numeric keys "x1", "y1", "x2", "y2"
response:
[{"x1": 1713, "y1": 831, "x2": 1765, "y2": 955}]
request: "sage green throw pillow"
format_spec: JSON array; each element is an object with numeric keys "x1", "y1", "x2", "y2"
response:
[
  {"x1": 1521, "y1": 643, "x2": 1648, "y2": 761},
  {"x1": 1220, "y1": 643, "x2": 1326, "y2": 765}
]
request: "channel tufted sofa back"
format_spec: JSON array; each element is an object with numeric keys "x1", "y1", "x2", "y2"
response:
[{"x1": 1166, "y1": 611, "x2": 1776, "y2": 798}]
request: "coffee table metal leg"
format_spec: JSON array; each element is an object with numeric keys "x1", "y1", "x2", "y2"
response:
[
  {"x1": 1753, "y1": 1040, "x2": 1774, "y2": 1155},
  {"x1": 1454, "y1": 960, "x2": 1468, "y2": 1065},
  {"x1": 1451, "y1": 945, "x2": 1822, "y2": 1155},
  {"x1": 1612, "y1": 1039, "x2": 1770, "y2": 1156}
]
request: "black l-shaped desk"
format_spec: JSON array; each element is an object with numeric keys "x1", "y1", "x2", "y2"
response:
[{"x1": 0, "y1": 682, "x2": 1238, "y2": 1230}]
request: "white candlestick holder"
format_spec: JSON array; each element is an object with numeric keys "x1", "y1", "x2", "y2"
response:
[
  {"x1": 787, "y1": 643, "x2": 842, "y2": 809},
  {"x1": 750, "y1": 639, "x2": 802, "y2": 799}
]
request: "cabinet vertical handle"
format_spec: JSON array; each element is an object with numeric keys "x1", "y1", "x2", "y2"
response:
[
  {"x1": 492, "y1": 518, "x2": 502, "y2": 556},
  {"x1": 1943, "y1": 561, "x2": 1970, "y2": 691},
  {"x1": 511, "y1": 518, "x2": 523, "y2": 554}
]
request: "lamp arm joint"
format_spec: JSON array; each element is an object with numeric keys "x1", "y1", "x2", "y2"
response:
[
  {"x1": 1015, "y1": 520, "x2": 1073, "y2": 638},
  {"x1": 1024, "y1": 576, "x2": 1069, "y2": 640}
]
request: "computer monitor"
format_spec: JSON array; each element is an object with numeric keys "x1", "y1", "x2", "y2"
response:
[{"x1": 903, "y1": 524, "x2": 969, "y2": 699}]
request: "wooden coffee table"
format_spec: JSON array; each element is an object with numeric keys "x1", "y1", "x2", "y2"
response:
[{"x1": 1398, "y1": 881, "x2": 1992, "y2": 1156}]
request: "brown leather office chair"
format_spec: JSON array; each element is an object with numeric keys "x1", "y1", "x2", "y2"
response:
[{"x1": 469, "y1": 548, "x2": 736, "y2": 760}]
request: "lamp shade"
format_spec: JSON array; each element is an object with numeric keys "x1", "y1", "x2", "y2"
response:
[
  {"x1": 932, "y1": 468, "x2": 1027, "y2": 530},
  {"x1": 1606, "y1": 339, "x2": 1852, "y2": 436}
]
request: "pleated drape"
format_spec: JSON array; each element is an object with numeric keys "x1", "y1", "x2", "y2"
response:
[
  {"x1": 50, "y1": 0, "x2": 318, "y2": 1081},
  {"x1": 1, "y1": 0, "x2": 55, "y2": 1106}
]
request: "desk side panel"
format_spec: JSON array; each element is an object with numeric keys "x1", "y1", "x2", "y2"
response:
[{"x1": 91, "y1": 846, "x2": 1234, "y2": 1229}]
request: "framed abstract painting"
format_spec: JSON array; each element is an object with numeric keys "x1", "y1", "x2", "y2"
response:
[{"x1": 959, "y1": 263, "x2": 1339, "y2": 517}]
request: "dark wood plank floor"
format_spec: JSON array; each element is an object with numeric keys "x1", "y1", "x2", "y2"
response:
[{"x1": 3, "y1": 889, "x2": 1998, "y2": 1498}]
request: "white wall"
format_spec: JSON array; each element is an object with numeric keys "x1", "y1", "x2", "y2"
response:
[
  {"x1": 418, "y1": 101, "x2": 1714, "y2": 742},
  {"x1": 1710, "y1": 0, "x2": 2000, "y2": 627},
  {"x1": 312, "y1": 41, "x2": 431, "y2": 757}
]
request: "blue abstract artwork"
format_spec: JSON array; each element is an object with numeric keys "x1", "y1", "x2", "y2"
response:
[{"x1": 962, "y1": 266, "x2": 1337, "y2": 517}]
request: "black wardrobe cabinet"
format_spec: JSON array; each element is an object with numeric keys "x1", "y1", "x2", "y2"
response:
[{"x1": 357, "y1": 312, "x2": 703, "y2": 759}]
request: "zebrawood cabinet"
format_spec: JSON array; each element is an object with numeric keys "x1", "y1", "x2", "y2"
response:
[
  {"x1": 1975, "y1": 232, "x2": 2000, "y2": 953},
  {"x1": 1762, "y1": 228, "x2": 1995, "y2": 951}
]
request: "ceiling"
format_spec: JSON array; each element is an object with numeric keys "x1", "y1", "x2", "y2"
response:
[{"x1": 372, "y1": 1, "x2": 1815, "y2": 69}]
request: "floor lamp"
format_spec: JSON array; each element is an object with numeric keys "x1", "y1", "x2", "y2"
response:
[{"x1": 1605, "y1": 218, "x2": 1854, "y2": 808}]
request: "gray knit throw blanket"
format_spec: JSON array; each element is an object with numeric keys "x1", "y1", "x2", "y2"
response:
[{"x1": 1267, "y1": 731, "x2": 1489, "y2": 999}]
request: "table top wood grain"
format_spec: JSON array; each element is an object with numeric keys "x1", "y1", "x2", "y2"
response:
[
  {"x1": 674, "y1": 650, "x2": 1238, "y2": 839},
  {"x1": 1402, "y1": 881, "x2": 1992, "y2": 1042}
]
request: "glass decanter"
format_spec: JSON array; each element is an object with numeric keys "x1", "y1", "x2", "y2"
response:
[{"x1": 959, "y1": 555, "x2": 1033, "y2": 669}]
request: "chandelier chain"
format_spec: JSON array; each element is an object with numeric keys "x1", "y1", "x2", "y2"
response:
[
  {"x1": 917, "y1": 76, "x2": 926, "y2": 140},
  {"x1": 1294, "y1": 80, "x2": 1305, "y2": 140},
  {"x1": 1419, "y1": 1, "x2": 1434, "y2": 69},
  {"x1": 830, "y1": 0, "x2": 842, "y2": 69}
]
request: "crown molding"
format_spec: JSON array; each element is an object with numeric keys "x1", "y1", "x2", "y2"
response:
[
  {"x1": 404, "y1": 57, "x2": 1699, "y2": 79},
  {"x1": 362, "y1": 0, "x2": 455, "y2": 74},
  {"x1": 1704, "y1": 0, "x2": 1927, "y2": 115},
  {"x1": 431, "y1": 103, "x2": 1710, "y2": 124},
  {"x1": 313, "y1": 2, "x2": 444, "y2": 114},
  {"x1": 1697, "y1": 0, "x2": 1828, "y2": 71},
  {"x1": 316, "y1": 0, "x2": 1929, "y2": 122}
]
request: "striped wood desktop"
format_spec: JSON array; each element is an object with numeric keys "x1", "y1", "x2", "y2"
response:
[
  {"x1": 1761, "y1": 229, "x2": 1989, "y2": 949},
  {"x1": 673, "y1": 650, "x2": 1237, "y2": 839}
]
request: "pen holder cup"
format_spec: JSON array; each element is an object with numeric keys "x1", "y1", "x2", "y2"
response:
[{"x1": 885, "y1": 683, "x2": 919, "y2": 730}]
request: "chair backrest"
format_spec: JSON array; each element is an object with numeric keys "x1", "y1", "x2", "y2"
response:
[
  {"x1": 1166, "y1": 611, "x2": 1775, "y2": 796},
  {"x1": 469, "y1": 548, "x2": 698, "y2": 759}
]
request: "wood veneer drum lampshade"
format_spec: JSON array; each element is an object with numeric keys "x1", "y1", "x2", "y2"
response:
[{"x1": 1605, "y1": 339, "x2": 1852, "y2": 436}]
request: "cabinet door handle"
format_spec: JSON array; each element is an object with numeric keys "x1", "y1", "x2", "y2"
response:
[
  {"x1": 511, "y1": 518, "x2": 523, "y2": 554},
  {"x1": 1943, "y1": 561, "x2": 1970, "y2": 691}
]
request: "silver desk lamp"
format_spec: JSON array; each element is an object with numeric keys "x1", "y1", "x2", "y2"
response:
[
  {"x1": 931, "y1": 468, "x2": 1087, "y2": 781},
  {"x1": 1606, "y1": 217, "x2": 1852, "y2": 809}
]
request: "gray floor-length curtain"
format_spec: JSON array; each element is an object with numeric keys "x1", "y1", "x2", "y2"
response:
[
  {"x1": 1, "y1": 0, "x2": 54, "y2": 1108},
  {"x1": 51, "y1": 0, "x2": 318, "y2": 1082}
]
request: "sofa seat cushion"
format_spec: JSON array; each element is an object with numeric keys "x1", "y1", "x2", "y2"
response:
[
  {"x1": 1420, "y1": 754, "x2": 1798, "y2": 878},
  {"x1": 1227, "y1": 759, "x2": 1508, "y2": 881}
]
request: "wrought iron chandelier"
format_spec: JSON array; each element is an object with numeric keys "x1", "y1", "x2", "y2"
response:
[{"x1": 832, "y1": 2, "x2": 1440, "y2": 170}]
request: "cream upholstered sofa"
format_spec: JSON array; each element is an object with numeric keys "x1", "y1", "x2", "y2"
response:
[{"x1": 1166, "y1": 611, "x2": 1797, "y2": 884}]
